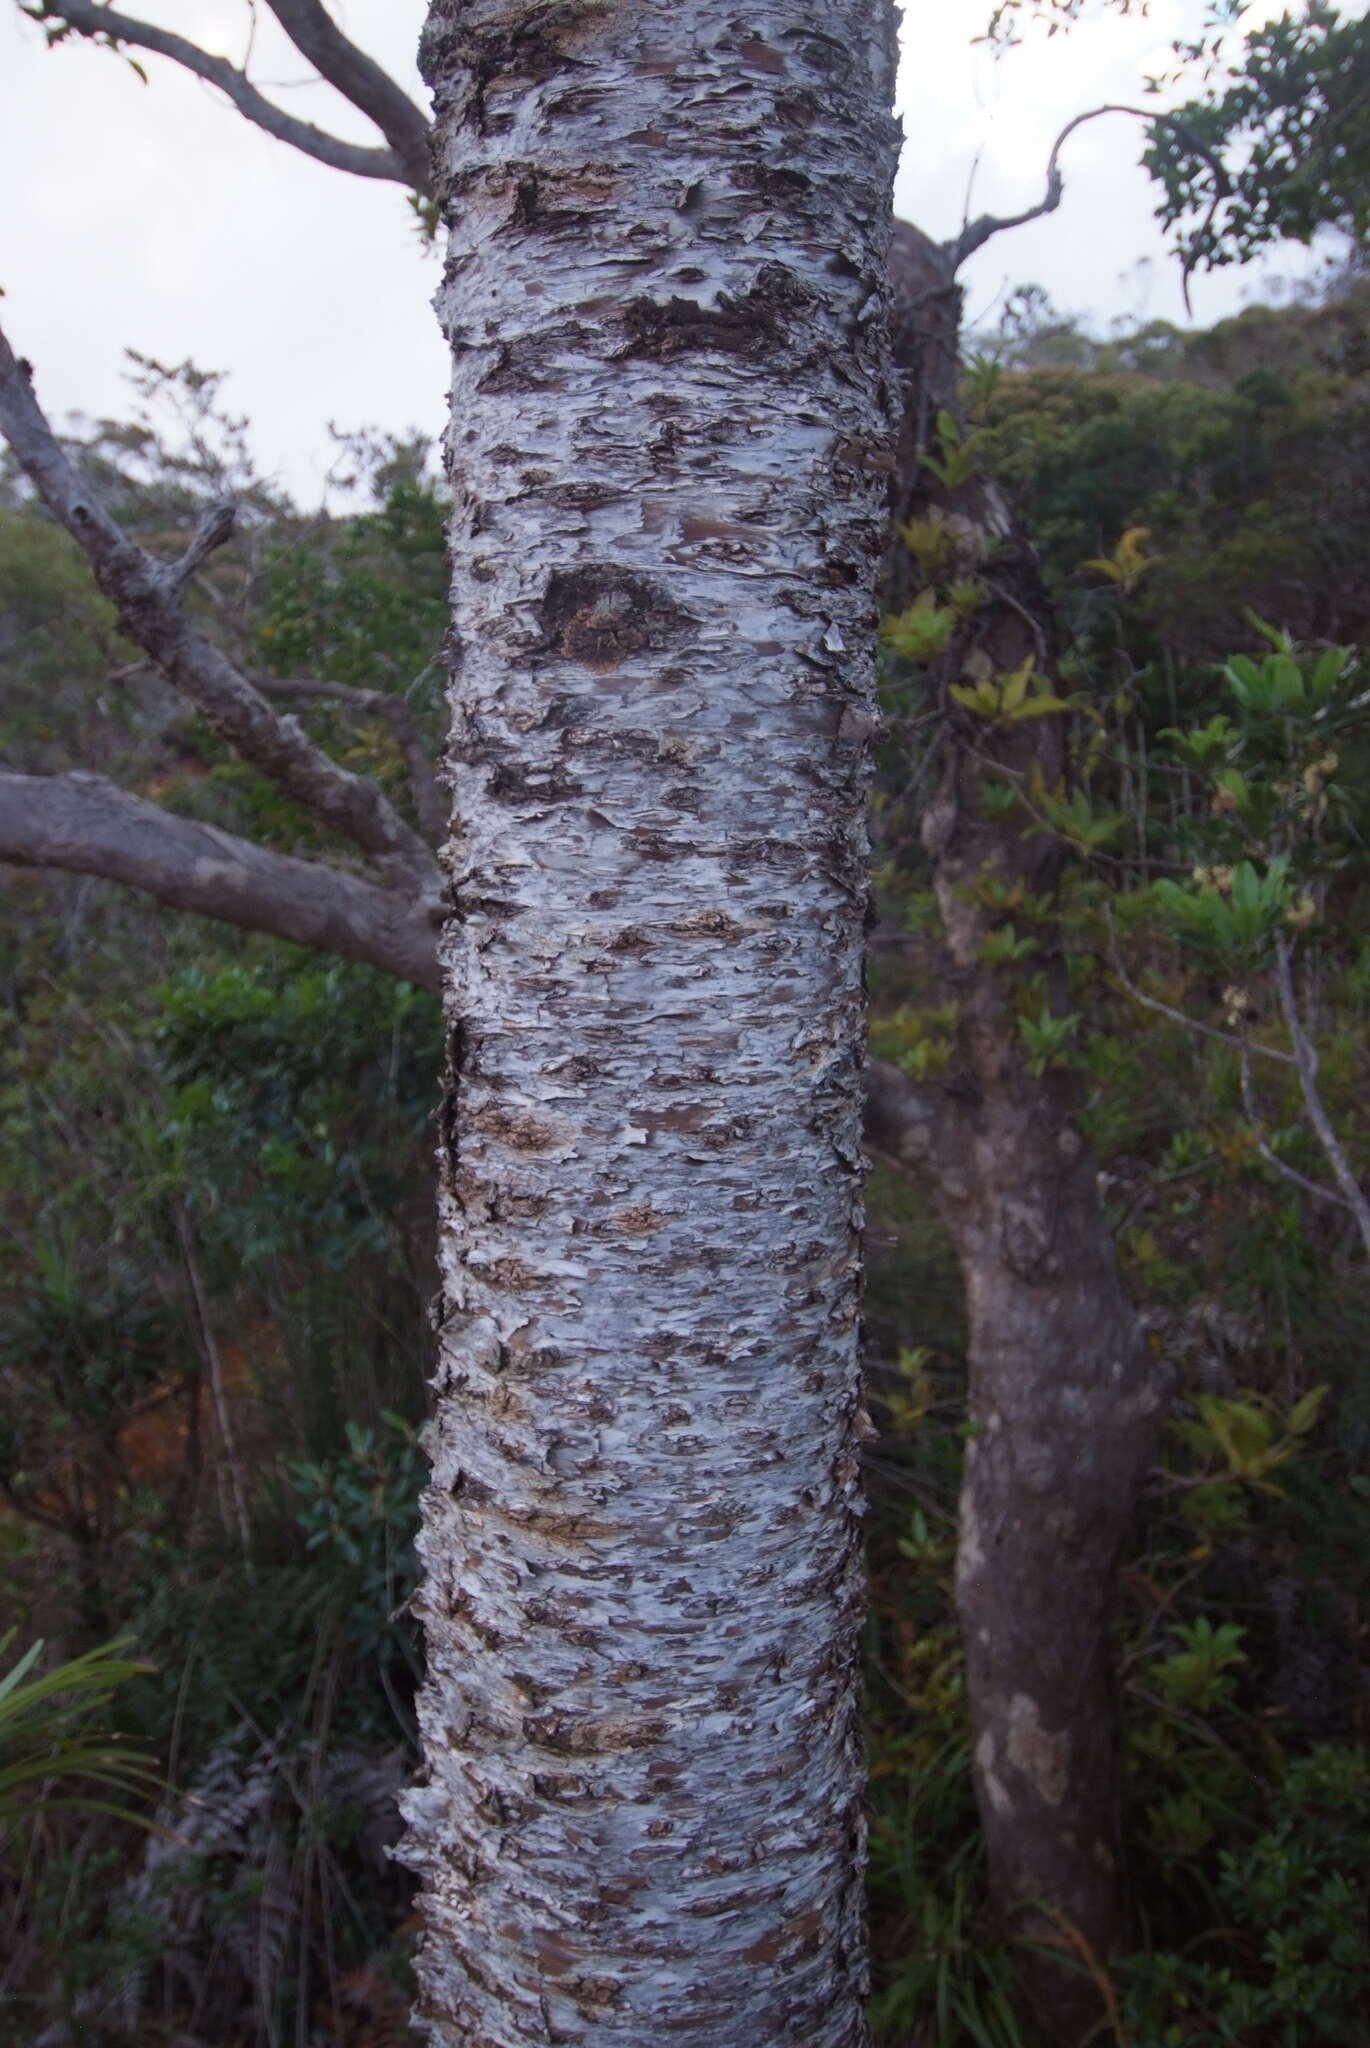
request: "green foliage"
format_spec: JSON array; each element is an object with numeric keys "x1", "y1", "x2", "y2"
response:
[
  {"x1": 290, "y1": 1412, "x2": 423, "y2": 1676},
  {"x1": 1145, "y1": 5, "x2": 1370, "y2": 278},
  {"x1": 258, "y1": 450, "x2": 447, "y2": 695},
  {"x1": 1152, "y1": 856, "x2": 1293, "y2": 964},
  {"x1": 1118, "y1": 1747, "x2": 1370, "y2": 2046},
  {"x1": 881, "y1": 588, "x2": 958, "y2": 663},
  {"x1": 972, "y1": 287, "x2": 1370, "y2": 655},
  {"x1": 1016, "y1": 1003, "x2": 1080, "y2": 1075},
  {"x1": 921, "y1": 408, "x2": 988, "y2": 492},
  {"x1": 950, "y1": 653, "x2": 1074, "y2": 723},
  {"x1": 0, "y1": 1632, "x2": 157, "y2": 1829},
  {"x1": 868, "y1": 276, "x2": 1370, "y2": 2046},
  {"x1": 155, "y1": 956, "x2": 441, "y2": 1273},
  {"x1": 1149, "y1": 1615, "x2": 1247, "y2": 1712}
]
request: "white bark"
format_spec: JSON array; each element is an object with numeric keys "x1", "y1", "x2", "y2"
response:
[{"x1": 401, "y1": 4, "x2": 901, "y2": 2043}]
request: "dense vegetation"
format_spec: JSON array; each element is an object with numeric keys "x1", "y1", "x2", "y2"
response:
[{"x1": 3, "y1": 280, "x2": 1369, "y2": 2044}]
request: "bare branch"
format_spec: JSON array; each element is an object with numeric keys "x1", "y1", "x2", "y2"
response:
[
  {"x1": 1272, "y1": 934, "x2": 1370, "y2": 1258},
  {"x1": 23, "y1": 1, "x2": 421, "y2": 188},
  {"x1": 1103, "y1": 910, "x2": 1296, "y2": 1065},
  {"x1": 263, "y1": 0, "x2": 432, "y2": 194},
  {"x1": 162, "y1": 500, "x2": 238, "y2": 601},
  {"x1": 947, "y1": 105, "x2": 1232, "y2": 285},
  {"x1": 949, "y1": 105, "x2": 1143, "y2": 268},
  {"x1": 1237, "y1": 1036, "x2": 1353, "y2": 1215},
  {"x1": 0, "y1": 771, "x2": 441, "y2": 993},
  {"x1": 0, "y1": 324, "x2": 440, "y2": 906},
  {"x1": 254, "y1": 674, "x2": 448, "y2": 844}
]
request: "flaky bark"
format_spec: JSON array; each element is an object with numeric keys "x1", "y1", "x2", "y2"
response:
[
  {"x1": 882, "y1": 222, "x2": 1166, "y2": 2039},
  {"x1": 400, "y1": 5, "x2": 900, "y2": 2043}
]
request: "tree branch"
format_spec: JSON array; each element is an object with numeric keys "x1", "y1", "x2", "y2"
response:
[
  {"x1": 263, "y1": 0, "x2": 433, "y2": 194},
  {"x1": 4, "y1": 774, "x2": 972, "y2": 1166},
  {"x1": 0, "y1": 324, "x2": 441, "y2": 908},
  {"x1": 254, "y1": 674, "x2": 448, "y2": 845},
  {"x1": 1272, "y1": 934, "x2": 1370, "y2": 1258},
  {"x1": 23, "y1": 1, "x2": 420, "y2": 188},
  {"x1": 947, "y1": 104, "x2": 1233, "y2": 289},
  {"x1": 1103, "y1": 909, "x2": 1296, "y2": 1066},
  {"x1": 1237, "y1": 1035, "x2": 1353, "y2": 1216},
  {"x1": 0, "y1": 771, "x2": 441, "y2": 993}
]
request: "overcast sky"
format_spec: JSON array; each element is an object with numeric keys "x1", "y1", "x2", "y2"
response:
[{"x1": 0, "y1": 0, "x2": 1344, "y2": 502}]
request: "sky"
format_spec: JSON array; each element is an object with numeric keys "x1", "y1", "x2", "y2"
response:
[{"x1": 0, "y1": 0, "x2": 1344, "y2": 504}]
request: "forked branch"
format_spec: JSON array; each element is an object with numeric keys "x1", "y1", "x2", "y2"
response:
[
  {"x1": 22, "y1": 0, "x2": 431, "y2": 191},
  {"x1": 0, "y1": 323, "x2": 441, "y2": 907},
  {"x1": 264, "y1": 0, "x2": 432, "y2": 193},
  {"x1": 948, "y1": 103, "x2": 1233, "y2": 307},
  {"x1": 254, "y1": 675, "x2": 448, "y2": 845}
]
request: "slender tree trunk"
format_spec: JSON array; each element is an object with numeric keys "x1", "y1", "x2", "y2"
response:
[
  {"x1": 877, "y1": 223, "x2": 1170, "y2": 2040},
  {"x1": 401, "y1": 7, "x2": 900, "y2": 2044}
]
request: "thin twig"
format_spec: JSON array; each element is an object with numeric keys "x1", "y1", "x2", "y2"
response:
[
  {"x1": 1273, "y1": 933, "x2": 1370, "y2": 1257},
  {"x1": 1238, "y1": 1037, "x2": 1352, "y2": 1214},
  {"x1": 176, "y1": 1205, "x2": 253, "y2": 1564},
  {"x1": 1104, "y1": 909, "x2": 1296, "y2": 1066}
]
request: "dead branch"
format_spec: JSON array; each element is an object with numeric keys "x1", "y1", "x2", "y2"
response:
[
  {"x1": 23, "y1": 1, "x2": 424, "y2": 189},
  {"x1": 254, "y1": 675, "x2": 448, "y2": 844},
  {"x1": 0, "y1": 771, "x2": 441, "y2": 993},
  {"x1": 948, "y1": 104, "x2": 1232, "y2": 299},
  {"x1": 264, "y1": 0, "x2": 432, "y2": 194},
  {"x1": 1272, "y1": 933, "x2": 1370, "y2": 1257},
  {"x1": 0, "y1": 324, "x2": 441, "y2": 908}
]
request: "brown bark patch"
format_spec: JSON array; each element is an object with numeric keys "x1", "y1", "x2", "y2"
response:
[
  {"x1": 539, "y1": 565, "x2": 693, "y2": 671},
  {"x1": 610, "y1": 1204, "x2": 667, "y2": 1235},
  {"x1": 619, "y1": 267, "x2": 812, "y2": 362},
  {"x1": 465, "y1": 1103, "x2": 571, "y2": 1152},
  {"x1": 522, "y1": 1710, "x2": 669, "y2": 1756},
  {"x1": 507, "y1": 165, "x2": 618, "y2": 234}
]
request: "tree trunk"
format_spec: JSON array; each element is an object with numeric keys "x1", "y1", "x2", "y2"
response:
[
  {"x1": 878, "y1": 222, "x2": 1170, "y2": 2040},
  {"x1": 401, "y1": 7, "x2": 900, "y2": 2044}
]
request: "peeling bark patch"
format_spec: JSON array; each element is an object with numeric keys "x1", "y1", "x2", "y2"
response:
[
  {"x1": 506, "y1": 165, "x2": 618, "y2": 235},
  {"x1": 975, "y1": 1732, "x2": 1013, "y2": 1817},
  {"x1": 610, "y1": 1204, "x2": 666, "y2": 1235},
  {"x1": 620, "y1": 292, "x2": 779, "y2": 360},
  {"x1": 464, "y1": 1102, "x2": 571, "y2": 1153},
  {"x1": 485, "y1": 760, "x2": 583, "y2": 806},
  {"x1": 523, "y1": 1710, "x2": 669, "y2": 1756},
  {"x1": 619, "y1": 268, "x2": 813, "y2": 362},
  {"x1": 1006, "y1": 1695, "x2": 1070, "y2": 1808},
  {"x1": 539, "y1": 565, "x2": 692, "y2": 671},
  {"x1": 420, "y1": 1, "x2": 616, "y2": 134},
  {"x1": 731, "y1": 161, "x2": 812, "y2": 203}
]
